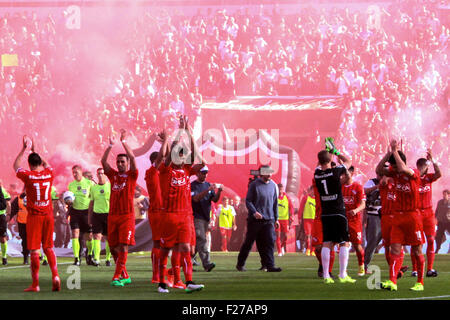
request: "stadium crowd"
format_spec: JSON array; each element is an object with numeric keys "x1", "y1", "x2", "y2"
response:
[{"x1": 0, "y1": 2, "x2": 448, "y2": 241}]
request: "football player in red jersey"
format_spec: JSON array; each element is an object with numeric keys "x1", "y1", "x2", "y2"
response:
[
  {"x1": 376, "y1": 140, "x2": 425, "y2": 291},
  {"x1": 13, "y1": 136, "x2": 60, "y2": 292},
  {"x1": 341, "y1": 166, "x2": 366, "y2": 276},
  {"x1": 101, "y1": 129, "x2": 138, "y2": 287},
  {"x1": 145, "y1": 129, "x2": 169, "y2": 284},
  {"x1": 157, "y1": 116, "x2": 206, "y2": 293},
  {"x1": 410, "y1": 149, "x2": 441, "y2": 277}
]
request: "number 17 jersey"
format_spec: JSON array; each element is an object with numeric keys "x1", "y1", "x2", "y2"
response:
[
  {"x1": 314, "y1": 165, "x2": 347, "y2": 216},
  {"x1": 16, "y1": 167, "x2": 54, "y2": 216}
]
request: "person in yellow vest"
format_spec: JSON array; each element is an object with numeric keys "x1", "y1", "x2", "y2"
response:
[
  {"x1": 301, "y1": 185, "x2": 316, "y2": 256},
  {"x1": 10, "y1": 189, "x2": 29, "y2": 264},
  {"x1": 0, "y1": 181, "x2": 11, "y2": 265},
  {"x1": 218, "y1": 197, "x2": 237, "y2": 252},
  {"x1": 89, "y1": 168, "x2": 112, "y2": 267},
  {"x1": 276, "y1": 184, "x2": 294, "y2": 257},
  {"x1": 68, "y1": 165, "x2": 95, "y2": 266}
]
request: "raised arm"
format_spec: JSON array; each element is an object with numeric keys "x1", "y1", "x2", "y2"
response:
[
  {"x1": 165, "y1": 116, "x2": 186, "y2": 167},
  {"x1": 336, "y1": 152, "x2": 351, "y2": 169},
  {"x1": 391, "y1": 140, "x2": 414, "y2": 176},
  {"x1": 186, "y1": 119, "x2": 206, "y2": 174},
  {"x1": 155, "y1": 129, "x2": 169, "y2": 169},
  {"x1": 101, "y1": 135, "x2": 115, "y2": 174},
  {"x1": 325, "y1": 137, "x2": 351, "y2": 168},
  {"x1": 120, "y1": 129, "x2": 136, "y2": 172},
  {"x1": 426, "y1": 148, "x2": 442, "y2": 180},
  {"x1": 30, "y1": 136, "x2": 49, "y2": 168},
  {"x1": 13, "y1": 136, "x2": 28, "y2": 172},
  {"x1": 375, "y1": 149, "x2": 392, "y2": 177}
]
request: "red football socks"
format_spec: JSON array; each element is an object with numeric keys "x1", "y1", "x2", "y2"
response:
[
  {"x1": 329, "y1": 250, "x2": 335, "y2": 273},
  {"x1": 426, "y1": 237, "x2": 435, "y2": 271},
  {"x1": 151, "y1": 247, "x2": 160, "y2": 282},
  {"x1": 30, "y1": 252, "x2": 40, "y2": 288},
  {"x1": 389, "y1": 253, "x2": 404, "y2": 284},
  {"x1": 113, "y1": 251, "x2": 128, "y2": 280},
  {"x1": 276, "y1": 237, "x2": 282, "y2": 254},
  {"x1": 411, "y1": 252, "x2": 417, "y2": 272},
  {"x1": 159, "y1": 250, "x2": 169, "y2": 284},
  {"x1": 171, "y1": 250, "x2": 181, "y2": 283},
  {"x1": 180, "y1": 251, "x2": 193, "y2": 283},
  {"x1": 416, "y1": 254, "x2": 425, "y2": 285},
  {"x1": 356, "y1": 247, "x2": 365, "y2": 267},
  {"x1": 44, "y1": 248, "x2": 59, "y2": 278}
]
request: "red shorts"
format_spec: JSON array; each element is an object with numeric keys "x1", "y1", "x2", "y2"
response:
[
  {"x1": 348, "y1": 216, "x2": 363, "y2": 244},
  {"x1": 278, "y1": 220, "x2": 289, "y2": 233},
  {"x1": 420, "y1": 208, "x2": 436, "y2": 238},
  {"x1": 390, "y1": 210, "x2": 424, "y2": 246},
  {"x1": 159, "y1": 213, "x2": 192, "y2": 249},
  {"x1": 26, "y1": 214, "x2": 54, "y2": 250},
  {"x1": 312, "y1": 218, "x2": 323, "y2": 247},
  {"x1": 220, "y1": 227, "x2": 232, "y2": 238},
  {"x1": 303, "y1": 219, "x2": 314, "y2": 236},
  {"x1": 108, "y1": 214, "x2": 136, "y2": 248},
  {"x1": 381, "y1": 214, "x2": 394, "y2": 247},
  {"x1": 148, "y1": 210, "x2": 161, "y2": 241}
]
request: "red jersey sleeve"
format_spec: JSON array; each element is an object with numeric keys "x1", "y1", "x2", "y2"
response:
[
  {"x1": 105, "y1": 167, "x2": 117, "y2": 181},
  {"x1": 426, "y1": 173, "x2": 438, "y2": 183},
  {"x1": 16, "y1": 168, "x2": 29, "y2": 183},
  {"x1": 128, "y1": 168, "x2": 138, "y2": 181},
  {"x1": 356, "y1": 183, "x2": 366, "y2": 203}
]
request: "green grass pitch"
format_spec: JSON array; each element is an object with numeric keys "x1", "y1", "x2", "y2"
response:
[{"x1": 0, "y1": 252, "x2": 449, "y2": 300}]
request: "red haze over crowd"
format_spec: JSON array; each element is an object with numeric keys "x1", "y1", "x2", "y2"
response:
[{"x1": 0, "y1": 0, "x2": 448, "y2": 206}]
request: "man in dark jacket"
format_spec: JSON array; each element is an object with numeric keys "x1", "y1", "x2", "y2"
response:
[{"x1": 236, "y1": 165, "x2": 281, "y2": 272}]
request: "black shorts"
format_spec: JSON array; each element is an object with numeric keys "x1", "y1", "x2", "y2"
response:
[
  {"x1": 69, "y1": 208, "x2": 92, "y2": 233},
  {"x1": 0, "y1": 215, "x2": 7, "y2": 237},
  {"x1": 92, "y1": 212, "x2": 108, "y2": 236},
  {"x1": 321, "y1": 214, "x2": 349, "y2": 244}
]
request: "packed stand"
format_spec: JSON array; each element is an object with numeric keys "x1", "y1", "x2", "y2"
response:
[{"x1": 0, "y1": 1, "x2": 448, "y2": 188}]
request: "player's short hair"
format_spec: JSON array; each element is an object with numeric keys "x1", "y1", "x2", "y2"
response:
[
  {"x1": 150, "y1": 151, "x2": 159, "y2": 164},
  {"x1": 83, "y1": 171, "x2": 92, "y2": 177},
  {"x1": 317, "y1": 150, "x2": 332, "y2": 165},
  {"x1": 388, "y1": 150, "x2": 406, "y2": 165},
  {"x1": 416, "y1": 158, "x2": 427, "y2": 168},
  {"x1": 117, "y1": 153, "x2": 129, "y2": 160},
  {"x1": 277, "y1": 183, "x2": 284, "y2": 188},
  {"x1": 443, "y1": 189, "x2": 449, "y2": 195},
  {"x1": 72, "y1": 164, "x2": 82, "y2": 171},
  {"x1": 97, "y1": 167, "x2": 104, "y2": 173},
  {"x1": 348, "y1": 166, "x2": 355, "y2": 174},
  {"x1": 28, "y1": 152, "x2": 42, "y2": 167}
]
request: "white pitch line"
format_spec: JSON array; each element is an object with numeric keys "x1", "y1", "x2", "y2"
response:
[
  {"x1": 0, "y1": 262, "x2": 74, "y2": 271},
  {"x1": 386, "y1": 295, "x2": 450, "y2": 300}
]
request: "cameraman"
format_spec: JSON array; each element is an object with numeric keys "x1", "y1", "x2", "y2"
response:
[{"x1": 236, "y1": 165, "x2": 282, "y2": 272}]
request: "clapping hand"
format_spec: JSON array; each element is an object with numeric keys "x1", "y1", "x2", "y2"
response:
[
  {"x1": 426, "y1": 148, "x2": 433, "y2": 162},
  {"x1": 120, "y1": 129, "x2": 127, "y2": 142},
  {"x1": 109, "y1": 133, "x2": 117, "y2": 146}
]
